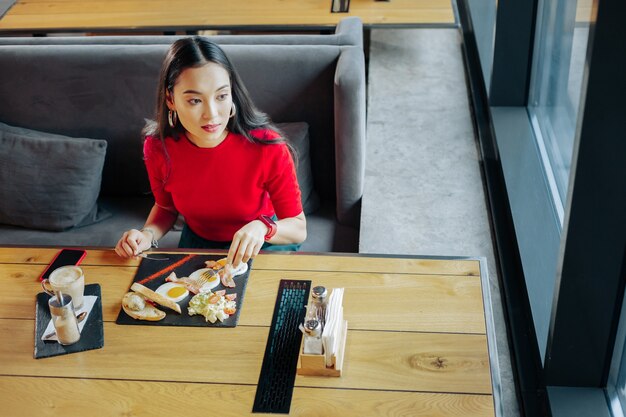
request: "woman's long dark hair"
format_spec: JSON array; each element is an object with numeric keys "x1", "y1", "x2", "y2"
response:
[{"x1": 144, "y1": 37, "x2": 285, "y2": 148}]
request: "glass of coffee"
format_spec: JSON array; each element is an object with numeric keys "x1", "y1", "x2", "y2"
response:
[
  {"x1": 41, "y1": 266, "x2": 85, "y2": 309},
  {"x1": 48, "y1": 294, "x2": 81, "y2": 345}
]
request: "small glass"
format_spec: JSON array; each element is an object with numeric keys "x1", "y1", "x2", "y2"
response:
[
  {"x1": 48, "y1": 294, "x2": 81, "y2": 345},
  {"x1": 42, "y1": 265, "x2": 85, "y2": 309}
]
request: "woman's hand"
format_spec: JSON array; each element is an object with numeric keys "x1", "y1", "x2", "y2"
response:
[
  {"x1": 115, "y1": 229, "x2": 153, "y2": 259},
  {"x1": 227, "y1": 212, "x2": 307, "y2": 267},
  {"x1": 227, "y1": 220, "x2": 267, "y2": 267},
  {"x1": 115, "y1": 205, "x2": 177, "y2": 259}
]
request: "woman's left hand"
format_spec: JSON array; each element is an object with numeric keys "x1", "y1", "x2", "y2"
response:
[{"x1": 227, "y1": 220, "x2": 267, "y2": 268}]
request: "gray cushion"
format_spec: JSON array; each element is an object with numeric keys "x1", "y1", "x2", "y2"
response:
[
  {"x1": 0, "y1": 122, "x2": 110, "y2": 231},
  {"x1": 0, "y1": 197, "x2": 358, "y2": 252},
  {"x1": 276, "y1": 122, "x2": 320, "y2": 214}
]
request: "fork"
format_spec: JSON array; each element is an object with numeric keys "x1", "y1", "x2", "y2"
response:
[
  {"x1": 138, "y1": 253, "x2": 170, "y2": 261},
  {"x1": 200, "y1": 269, "x2": 218, "y2": 282}
]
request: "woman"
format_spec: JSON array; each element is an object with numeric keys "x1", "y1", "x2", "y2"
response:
[{"x1": 115, "y1": 37, "x2": 306, "y2": 267}]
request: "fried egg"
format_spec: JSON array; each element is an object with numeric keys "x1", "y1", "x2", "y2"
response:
[
  {"x1": 189, "y1": 268, "x2": 221, "y2": 291},
  {"x1": 155, "y1": 282, "x2": 189, "y2": 303},
  {"x1": 215, "y1": 257, "x2": 248, "y2": 276},
  {"x1": 231, "y1": 261, "x2": 248, "y2": 276}
]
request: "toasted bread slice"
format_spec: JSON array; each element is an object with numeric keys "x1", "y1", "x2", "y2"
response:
[
  {"x1": 131, "y1": 282, "x2": 182, "y2": 314},
  {"x1": 122, "y1": 292, "x2": 165, "y2": 321}
]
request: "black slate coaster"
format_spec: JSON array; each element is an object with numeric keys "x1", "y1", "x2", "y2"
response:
[
  {"x1": 0, "y1": 1, "x2": 17, "y2": 20},
  {"x1": 115, "y1": 254, "x2": 251, "y2": 328},
  {"x1": 34, "y1": 284, "x2": 104, "y2": 359}
]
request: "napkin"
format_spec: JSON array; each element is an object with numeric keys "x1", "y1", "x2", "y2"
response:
[
  {"x1": 322, "y1": 288, "x2": 344, "y2": 367},
  {"x1": 41, "y1": 295, "x2": 98, "y2": 342}
]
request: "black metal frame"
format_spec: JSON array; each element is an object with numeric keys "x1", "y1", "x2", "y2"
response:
[
  {"x1": 459, "y1": 0, "x2": 626, "y2": 415},
  {"x1": 488, "y1": 0, "x2": 537, "y2": 106},
  {"x1": 456, "y1": 1, "x2": 551, "y2": 416},
  {"x1": 544, "y1": 0, "x2": 626, "y2": 388}
]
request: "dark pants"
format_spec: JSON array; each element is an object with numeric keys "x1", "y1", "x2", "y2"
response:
[{"x1": 179, "y1": 223, "x2": 301, "y2": 252}]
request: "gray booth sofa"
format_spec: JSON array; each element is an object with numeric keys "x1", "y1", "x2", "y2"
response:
[{"x1": 0, "y1": 19, "x2": 366, "y2": 252}]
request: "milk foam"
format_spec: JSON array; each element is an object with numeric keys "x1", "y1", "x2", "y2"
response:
[{"x1": 50, "y1": 267, "x2": 81, "y2": 285}]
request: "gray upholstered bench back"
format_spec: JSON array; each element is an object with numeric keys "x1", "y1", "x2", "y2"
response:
[{"x1": 0, "y1": 42, "x2": 365, "y2": 227}]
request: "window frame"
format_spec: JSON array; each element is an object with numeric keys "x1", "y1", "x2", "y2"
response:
[{"x1": 460, "y1": 0, "x2": 626, "y2": 416}]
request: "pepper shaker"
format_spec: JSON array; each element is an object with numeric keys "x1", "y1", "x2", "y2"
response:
[
  {"x1": 303, "y1": 319, "x2": 323, "y2": 354},
  {"x1": 311, "y1": 286, "x2": 328, "y2": 326}
]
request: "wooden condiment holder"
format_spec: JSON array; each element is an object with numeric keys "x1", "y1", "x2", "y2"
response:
[{"x1": 296, "y1": 319, "x2": 348, "y2": 377}]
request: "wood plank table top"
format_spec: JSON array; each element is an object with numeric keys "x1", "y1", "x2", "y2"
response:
[
  {"x1": 0, "y1": 247, "x2": 498, "y2": 416},
  {"x1": 0, "y1": 0, "x2": 455, "y2": 34}
]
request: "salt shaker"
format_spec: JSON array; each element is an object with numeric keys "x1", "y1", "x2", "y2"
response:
[
  {"x1": 48, "y1": 294, "x2": 81, "y2": 345},
  {"x1": 303, "y1": 319, "x2": 323, "y2": 354},
  {"x1": 311, "y1": 286, "x2": 328, "y2": 326}
]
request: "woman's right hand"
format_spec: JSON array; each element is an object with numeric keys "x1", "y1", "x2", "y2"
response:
[{"x1": 115, "y1": 229, "x2": 152, "y2": 259}]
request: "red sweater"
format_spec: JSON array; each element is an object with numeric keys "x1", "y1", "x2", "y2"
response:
[{"x1": 144, "y1": 129, "x2": 302, "y2": 241}]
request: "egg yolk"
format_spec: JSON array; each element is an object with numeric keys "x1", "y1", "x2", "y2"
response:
[{"x1": 167, "y1": 286, "x2": 187, "y2": 298}]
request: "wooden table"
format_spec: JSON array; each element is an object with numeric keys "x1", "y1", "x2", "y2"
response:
[
  {"x1": 0, "y1": 247, "x2": 499, "y2": 416},
  {"x1": 0, "y1": 0, "x2": 455, "y2": 34}
]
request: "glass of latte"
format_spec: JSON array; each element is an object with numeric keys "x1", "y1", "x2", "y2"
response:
[{"x1": 41, "y1": 266, "x2": 85, "y2": 309}]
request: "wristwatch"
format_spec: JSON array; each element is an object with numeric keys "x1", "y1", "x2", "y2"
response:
[
  {"x1": 257, "y1": 215, "x2": 277, "y2": 241},
  {"x1": 140, "y1": 227, "x2": 159, "y2": 248}
]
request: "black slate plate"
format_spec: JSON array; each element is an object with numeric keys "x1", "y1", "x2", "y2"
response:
[
  {"x1": 0, "y1": 1, "x2": 17, "y2": 20},
  {"x1": 34, "y1": 284, "x2": 104, "y2": 359},
  {"x1": 115, "y1": 254, "x2": 251, "y2": 327}
]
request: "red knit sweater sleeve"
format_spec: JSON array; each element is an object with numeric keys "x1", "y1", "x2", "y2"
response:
[
  {"x1": 143, "y1": 136, "x2": 176, "y2": 211},
  {"x1": 263, "y1": 141, "x2": 303, "y2": 219}
]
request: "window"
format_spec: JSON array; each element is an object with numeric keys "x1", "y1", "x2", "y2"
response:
[
  {"x1": 607, "y1": 287, "x2": 626, "y2": 417},
  {"x1": 527, "y1": 0, "x2": 593, "y2": 217}
]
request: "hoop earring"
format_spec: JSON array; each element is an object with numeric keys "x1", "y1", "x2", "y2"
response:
[
  {"x1": 229, "y1": 103, "x2": 236, "y2": 118},
  {"x1": 168, "y1": 110, "x2": 178, "y2": 128}
]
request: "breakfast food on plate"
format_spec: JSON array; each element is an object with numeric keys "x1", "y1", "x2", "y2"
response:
[
  {"x1": 122, "y1": 292, "x2": 166, "y2": 321},
  {"x1": 205, "y1": 258, "x2": 227, "y2": 270},
  {"x1": 130, "y1": 282, "x2": 182, "y2": 314},
  {"x1": 155, "y1": 282, "x2": 189, "y2": 303},
  {"x1": 188, "y1": 289, "x2": 237, "y2": 323},
  {"x1": 205, "y1": 258, "x2": 248, "y2": 276},
  {"x1": 166, "y1": 270, "x2": 220, "y2": 294},
  {"x1": 231, "y1": 261, "x2": 248, "y2": 276},
  {"x1": 219, "y1": 264, "x2": 236, "y2": 288},
  {"x1": 202, "y1": 257, "x2": 249, "y2": 289},
  {"x1": 126, "y1": 293, "x2": 145, "y2": 311},
  {"x1": 121, "y1": 256, "x2": 249, "y2": 322}
]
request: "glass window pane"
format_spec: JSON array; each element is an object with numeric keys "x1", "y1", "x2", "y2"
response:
[
  {"x1": 527, "y1": 0, "x2": 593, "y2": 211},
  {"x1": 607, "y1": 285, "x2": 626, "y2": 417}
]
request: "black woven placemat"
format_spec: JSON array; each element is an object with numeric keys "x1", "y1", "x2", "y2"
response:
[
  {"x1": 253, "y1": 279, "x2": 311, "y2": 414},
  {"x1": 116, "y1": 254, "x2": 251, "y2": 327},
  {"x1": 34, "y1": 284, "x2": 104, "y2": 359}
]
